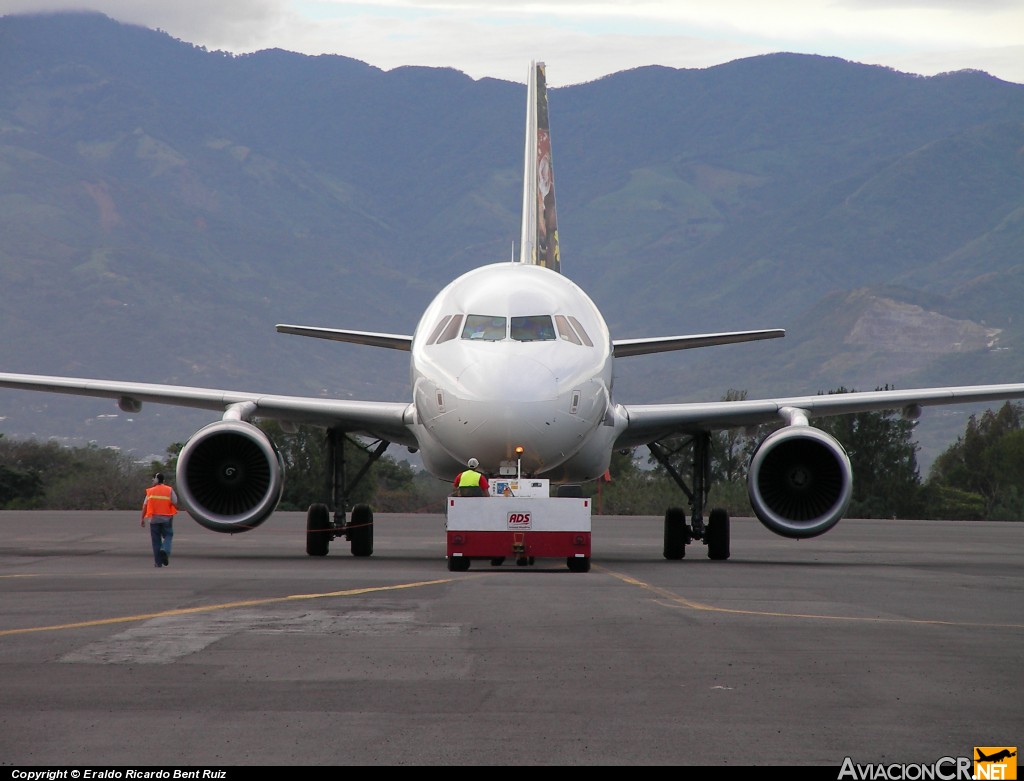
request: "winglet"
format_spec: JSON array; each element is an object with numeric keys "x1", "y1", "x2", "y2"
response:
[{"x1": 519, "y1": 61, "x2": 560, "y2": 272}]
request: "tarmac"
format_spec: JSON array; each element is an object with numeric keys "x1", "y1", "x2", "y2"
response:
[{"x1": 1, "y1": 511, "x2": 1021, "y2": 767}]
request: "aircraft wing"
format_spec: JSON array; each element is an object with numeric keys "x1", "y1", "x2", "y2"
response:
[
  {"x1": 615, "y1": 383, "x2": 1024, "y2": 449},
  {"x1": 613, "y1": 329, "x2": 784, "y2": 357},
  {"x1": 276, "y1": 324, "x2": 413, "y2": 351},
  {"x1": 0, "y1": 372, "x2": 416, "y2": 447},
  {"x1": 277, "y1": 324, "x2": 786, "y2": 357}
]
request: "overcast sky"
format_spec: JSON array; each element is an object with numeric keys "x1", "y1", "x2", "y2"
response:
[{"x1": 2, "y1": 0, "x2": 1023, "y2": 86}]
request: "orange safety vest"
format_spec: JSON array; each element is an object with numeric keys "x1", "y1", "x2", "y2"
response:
[{"x1": 144, "y1": 484, "x2": 178, "y2": 518}]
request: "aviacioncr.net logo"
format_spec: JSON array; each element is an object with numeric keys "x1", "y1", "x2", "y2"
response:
[{"x1": 838, "y1": 756, "x2": 972, "y2": 780}]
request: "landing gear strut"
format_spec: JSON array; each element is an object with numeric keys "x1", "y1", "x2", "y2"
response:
[
  {"x1": 305, "y1": 428, "x2": 390, "y2": 557},
  {"x1": 649, "y1": 432, "x2": 730, "y2": 561}
]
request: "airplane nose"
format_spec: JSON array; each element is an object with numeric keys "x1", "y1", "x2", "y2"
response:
[
  {"x1": 450, "y1": 355, "x2": 564, "y2": 469},
  {"x1": 457, "y1": 354, "x2": 558, "y2": 403},
  {"x1": 416, "y1": 346, "x2": 606, "y2": 476}
]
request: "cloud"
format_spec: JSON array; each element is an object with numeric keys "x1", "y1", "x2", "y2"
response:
[
  {"x1": 0, "y1": 0, "x2": 1021, "y2": 85},
  {"x1": 0, "y1": 1, "x2": 287, "y2": 47}
]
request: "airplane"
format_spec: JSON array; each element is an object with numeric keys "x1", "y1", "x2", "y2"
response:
[
  {"x1": 976, "y1": 750, "x2": 1016, "y2": 763},
  {"x1": 4, "y1": 61, "x2": 1024, "y2": 567}
]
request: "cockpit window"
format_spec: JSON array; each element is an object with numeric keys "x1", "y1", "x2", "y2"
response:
[
  {"x1": 567, "y1": 316, "x2": 594, "y2": 347},
  {"x1": 462, "y1": 314, "x2": 507, "y2": 341},
  {"x1": 436, "y1": 314, "x2": 463, "y2": 344},
  {"x1": 554, "y1": 315, "x2": 582, "y2": 345},
  {"x1": 440, "y1": 312, "x2": 591, "y2": 346},
  {"x1": 511, "y1": 315, "x2": 556, "y2": 342},
  {"x1": 426, "y1": 315, "x2": 453, "y2": 345}
]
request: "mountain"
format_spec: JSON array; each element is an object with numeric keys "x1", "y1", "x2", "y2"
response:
[{"x1": 1, "y1": 11, "x2": 1023, "y2": 470}]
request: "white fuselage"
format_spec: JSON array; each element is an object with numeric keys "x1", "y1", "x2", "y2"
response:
[{"x1": 408, "y1": 262, "x2": 625, "y2": 481}]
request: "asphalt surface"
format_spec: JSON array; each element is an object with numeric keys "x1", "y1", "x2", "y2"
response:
[{"x1": 1, "y1": 511, "x2": 1021, "y2": 767}]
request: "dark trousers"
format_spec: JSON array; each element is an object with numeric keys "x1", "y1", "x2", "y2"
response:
[{"x1": 150, "y1": 519, "x2": 173, "y2": 565}]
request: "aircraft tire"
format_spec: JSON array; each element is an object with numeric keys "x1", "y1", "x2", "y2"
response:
[
  {"x1": 306, "y1": 503, "x2": 331, "y2": 557},
  {"x1": 707, "y1": 508, "x2": 730, "y2": 561},
  {"x1": 567, "y1": 557, "x2": 590, "y2": 573},
  {"x1": 663, "y1": 507, "x2": 687, "y2": 559},
  {"x1": 349, "y1": 504, "x2": 374, "y2": 557}
]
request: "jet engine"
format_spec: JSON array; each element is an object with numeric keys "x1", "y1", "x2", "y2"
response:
[
  {"x1": 175, "y1": 420, "x2": 285, "y2": 533},
  {"x1": 747, "y1": 425, "x2": 853, "y2": 539}
]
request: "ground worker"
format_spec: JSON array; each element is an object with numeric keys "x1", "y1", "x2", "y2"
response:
[
  {"x1": 453, "y1": 457, "x2": 489, "y2": 497},
  {"x1": 141, "y1": 472, "x2": 178, "y2": 567}
]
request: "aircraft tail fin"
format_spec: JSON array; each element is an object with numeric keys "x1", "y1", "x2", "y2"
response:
[{"x1": 519, "y1": 61, "x2": 560, "y2": 272}]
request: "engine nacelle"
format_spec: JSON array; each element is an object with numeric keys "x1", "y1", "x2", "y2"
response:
[
  {"x1": 176, "y1": 420, "x2": 285, "y2": 534},
  {"x1": 747, "y1": 425, "x2": 853, "y2": 539}
]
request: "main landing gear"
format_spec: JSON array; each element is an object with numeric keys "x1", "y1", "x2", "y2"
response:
[
  {"x1": 648, "y1": 432, "x2": 730, "y2": 561},
  {"x1": 305, "y1": 427, "x2": 390, "y2": 558}
]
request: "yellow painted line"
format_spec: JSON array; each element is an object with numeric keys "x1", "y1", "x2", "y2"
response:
[
  {"x1": 0, "y1": 577, "x2": 455, "y2": 637},
  {"x1": 593, "y1": 564, "x2": 1024, "y2": 630}
]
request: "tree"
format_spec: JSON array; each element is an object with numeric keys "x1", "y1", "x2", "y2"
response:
[
  {"x1": 0, "y1": 426, "x2": 450, "y2": 512},
  {"x1": 926, "y1": 401, "x2": 1024, "y2": 519},
  {"x1": 149, "y1": 442, "x2": 183, "y2": 478},
  {"x1": 642, "y1": 389, "x2": 772, "y2": 517},
  {"x1": 713, "y1": 389, "x2": 757, "y2": 483},
  {"x1": 813, "y1": 387, "x2": 922, "y2": 519},
  {"x1": 257, "y1": 421, "x2": 370, "y2": 510},
  {"x1": 588, "y1": 449, "x2": 678, "y2": 515},
  {"x1": 642, "y1": 387, "x2": 923, "y2": 519},
  {"x1": 44, "y1": 444, "x2": 148, "y2": 510},
  {"x1": 0, "y1": 435, "x2": 149, "y2": 510},
  {"x1": 256, "y1": 422, "x2": 448, "y2": 512}
]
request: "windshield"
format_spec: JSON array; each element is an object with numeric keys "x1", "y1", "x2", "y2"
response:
[
  {"x1": 511, "y1": 315, "x2": 556, "y2": 342},
  {"x1": 462, "y1": 315, "x2": 507, "y2": 341},
  {"x1": 442, "y1": 312, "x2": 592, "y2": 346}
]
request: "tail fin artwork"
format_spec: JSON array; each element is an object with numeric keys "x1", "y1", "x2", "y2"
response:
[{"x1": 519, "y1": 61, "x2": 560, "y2": 272}]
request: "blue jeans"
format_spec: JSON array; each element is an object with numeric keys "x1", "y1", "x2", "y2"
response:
[{"x1": 150, "y1": 518, "x2": 173, "y2": 565}]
